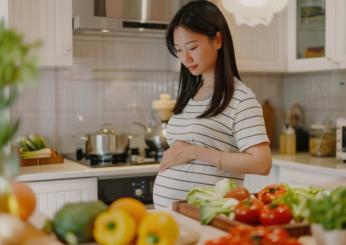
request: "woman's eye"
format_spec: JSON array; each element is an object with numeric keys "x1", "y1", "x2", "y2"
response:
[
  {"x1": 189, "y1": 46, "x2": 197, "y2": 51},
  {"x1": 176, "y1": 49, "x2": 182, "y2": 53}
]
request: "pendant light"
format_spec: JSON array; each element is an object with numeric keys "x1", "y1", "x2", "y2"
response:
[{"x1": 221, "y1": 0, "x2": 289, "y2": 27}]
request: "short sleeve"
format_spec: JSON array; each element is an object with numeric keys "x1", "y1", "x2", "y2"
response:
[{"x1": 233, "y1": 93, "x2": 269, "y2": 152}]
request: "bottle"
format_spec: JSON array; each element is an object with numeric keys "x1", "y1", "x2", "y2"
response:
[
  {"x1": 279, "y1": 126, "x2": 287, "y2": 154},
  {"x1": 286, "y1": 126, "x2": 296, "y2": 154}
]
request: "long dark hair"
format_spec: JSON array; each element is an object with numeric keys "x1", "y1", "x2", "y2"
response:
[{"x1": 167, "y1": 0, "x2": 240, "y2": 118}]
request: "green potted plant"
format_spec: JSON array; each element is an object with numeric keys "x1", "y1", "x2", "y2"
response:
[
  {"x1": 0, "y1": 20, "x2": 39, "y2": 212},
  {"x1": 308, "y1": 186, "x2": 346, "y2": 245}
]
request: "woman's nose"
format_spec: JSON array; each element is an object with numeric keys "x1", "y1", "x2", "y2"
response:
[{"x1": 182, "y1": 50, "x2": 193, "y2": 64}]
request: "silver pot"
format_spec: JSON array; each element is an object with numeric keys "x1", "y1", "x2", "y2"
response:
[
  {"x1": 81, "y1": 124, "x2": 130, "y2": 156},
  {"x1": 133, "y1": 122, "x2": 169, "y2": 151}
]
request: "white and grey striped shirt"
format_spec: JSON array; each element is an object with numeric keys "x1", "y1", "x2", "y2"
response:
[{"x1": 153, "y1": 79, "x2": 269, "y2": 209}]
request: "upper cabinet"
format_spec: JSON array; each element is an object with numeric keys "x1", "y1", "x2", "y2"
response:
[
  {"x1": 287, "y1": 0, "x2": 336, "y2": 72},
  {"x1": 335, "y1": 0, "x2": 346, "y2": 69},
  {"x1": 217, "y1": 1, "x2": 287, "y2": 73},
  {"x1": 217, "y1": 0, "x2": 346, "y2": 73},
  {"x1": 8, "y1": 0, "x2": 73, "y2": 67}
]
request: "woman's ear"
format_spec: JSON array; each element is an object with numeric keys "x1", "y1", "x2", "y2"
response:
[{"x1": 215, "y1": 32, "x2": 222, "y2": 49}]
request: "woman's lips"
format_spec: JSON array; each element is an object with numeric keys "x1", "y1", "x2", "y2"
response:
[{"x1": 188, "y1": 65, "x2": 198, "y2": 71}]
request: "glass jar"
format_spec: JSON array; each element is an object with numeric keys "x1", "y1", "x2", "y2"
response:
[{"x1": 309, "y1": 125, "x2": 336, "y2": 157}]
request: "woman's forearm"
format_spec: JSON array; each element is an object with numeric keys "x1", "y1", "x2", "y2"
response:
[{"x1": 189, "y1": 143, "x2": 272, "y2": 175}]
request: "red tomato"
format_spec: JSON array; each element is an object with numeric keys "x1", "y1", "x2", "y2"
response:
[
  {"x1": 258, "y1": 184, "x2": 287, "y2": 204},
  {"x1": 205, "y1": 235, "x2": 231, "y2": 245},
  {"x1": 225, "y1": 186, "x2": 250, "y2": 201},
  {"x1": 284, "y1": 238, "x2": 301, "y2": 245},
  {"x1": 262, "y1": 228, "x2": 289, "y2": 244},
  {"x1": 235, "y1": 198, "x2": 264, "y2": 225},
  {"x1": 260, "y1": 204, "x2": 293, "y2": 226}
]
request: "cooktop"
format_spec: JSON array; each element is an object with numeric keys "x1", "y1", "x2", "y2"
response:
[{"x1": 64, "y1": 151, "x2": 158, "y2": 168}]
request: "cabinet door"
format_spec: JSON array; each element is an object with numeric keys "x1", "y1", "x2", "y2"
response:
[
  {"x1": 26, "y1": 178, "x2": 98, "y2": 218},
  {"x1": 8, "y1": 0, "x2": 72, "y2": 67},
  {"x1": 335, "y1": 0, "x2": 346, "y2": 68},
  {"x1": 218, "y1": 3, "x2": 287, "y2": 73},
  {"x1": 287, "y1": 0, "x2": 336, "y2": 72}
]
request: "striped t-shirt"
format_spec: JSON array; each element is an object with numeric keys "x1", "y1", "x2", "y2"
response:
[{"x1": 153, "y1": 79, "x2": 269, "y2": 209}]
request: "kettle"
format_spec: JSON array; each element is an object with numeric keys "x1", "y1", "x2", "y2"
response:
[{"x1": 133, "y1": 121, "x2": 169, "y2": 151}]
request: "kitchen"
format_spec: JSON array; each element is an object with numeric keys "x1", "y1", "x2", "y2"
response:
[{"x1": 1, "y1": 0, "x2": 346, "y2": 244}]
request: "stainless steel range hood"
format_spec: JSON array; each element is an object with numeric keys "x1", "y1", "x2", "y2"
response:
[{"x1": 73, "y1": 0, "x2": 192, "y2": 36}]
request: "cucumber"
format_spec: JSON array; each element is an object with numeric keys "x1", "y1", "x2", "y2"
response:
[
  {"x1": 24, "y1": 139, "x2": 38, "y2": 151},
  {"x1": 28, "y1": 134, "x2": 46, "y2": 149}
]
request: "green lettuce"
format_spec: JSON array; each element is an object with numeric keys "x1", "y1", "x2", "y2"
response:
[
  {"x1": 308, "y1": 186, "x2": 346, "y2": 230},
  {"x1": 275, "y1": 185, "x2": 325, "y2": 222},
  {"x1": 186, "y1": 178, "x2": 237, "y2": 207}
]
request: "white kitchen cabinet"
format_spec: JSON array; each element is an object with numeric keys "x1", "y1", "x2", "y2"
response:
[
  {"x1": 335, "y1": 0, "x2": 346, "y2": 69},
  {"x1": 216, "y1": 1, "x2": 287, "y2": 73},
  {"x1": 26, "y1": 177, "x2": 97, "y2": 218},
  {"x1": 244, "y1": 166, "x2": 279, "y2": 193},
  {"x1": 287, "y1": 0, "x2": 341, "y2": 72},
  {"x1": 8, "y1": 0, "x2": 73, "y2": 67}
]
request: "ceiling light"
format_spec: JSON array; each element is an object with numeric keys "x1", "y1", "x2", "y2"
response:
[{"x1": 221, "y1": 0, "x2": 289, "y2": 27}]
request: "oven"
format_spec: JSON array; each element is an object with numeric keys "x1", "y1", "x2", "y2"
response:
[
  {"x1": 98, "y1": 175, "x2": 156, "y2": 209},
  {"x1": 64, "y1": 151, "x2": 158, "y2": 208}
]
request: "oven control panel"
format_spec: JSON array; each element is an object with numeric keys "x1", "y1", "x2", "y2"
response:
[{"x1": 98, "y1": 175, "x2": 155, "y2": 205}]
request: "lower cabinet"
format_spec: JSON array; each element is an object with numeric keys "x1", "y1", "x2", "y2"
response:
[
  {"x1": 244, "y1": 166, "x2": 279, "y2": 193},
  {"x1": 278, "y1": 168, "x2": 346, "y2": 190},
  {"x1": 244, "y1": 164, "x2": 346, "y2": 192},
  {"x1": 26, "y1": 177, "x2": 98, "y2": 218}
]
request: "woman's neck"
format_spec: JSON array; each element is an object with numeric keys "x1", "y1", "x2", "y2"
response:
[{"x1": 201, "y1": 72, "x2": 214, "y2": 88}]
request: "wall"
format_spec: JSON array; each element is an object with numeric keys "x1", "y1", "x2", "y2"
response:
[
  {"x1": 10, "y1": 34, "x2": 284, "y2": 153},
  {"x1": 283, "y1": 70, "x2": 346, "y2": 128}
]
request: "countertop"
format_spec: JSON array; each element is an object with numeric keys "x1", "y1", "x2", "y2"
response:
[
  {"x1": 16, "y1": 158, "x2": 159, "y2": 182},
  {"x1": 272, "y1": 152, "x2": 346, "y2": 177},
  {"x1": 16, "y1": 152, "x2": 346, "y2": 182}
]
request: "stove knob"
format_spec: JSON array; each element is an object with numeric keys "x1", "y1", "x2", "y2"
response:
[{"x1": 134, "y1": 188, "x2": 144, "y2": 197}]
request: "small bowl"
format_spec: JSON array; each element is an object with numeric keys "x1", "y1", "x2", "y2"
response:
[{"x1": 311, "y1": 224, "x2": 346, "y2": 245}]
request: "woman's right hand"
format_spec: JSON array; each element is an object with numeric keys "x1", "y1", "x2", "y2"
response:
[{"x1": 159, "y1": 141, "x2": 196, "y2": 172}]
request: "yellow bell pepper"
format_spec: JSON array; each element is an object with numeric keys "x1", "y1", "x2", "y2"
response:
[
  {"x1": 93, "y1": 208, "x2": 136, "y2": 245},
  {"x1": 137, "y1": 212, "x2": 179, "y2": 245}
]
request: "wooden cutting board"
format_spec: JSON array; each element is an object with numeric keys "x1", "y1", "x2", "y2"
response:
[
  {"x1": 262, "y1": 100, "x2": 276, "y2": 147},
  {"x1": 172, "y1": 201, "x2": 311, "y2": 238}
]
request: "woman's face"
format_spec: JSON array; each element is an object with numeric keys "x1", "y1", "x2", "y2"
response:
[{"x1": 173, "y1": 26, "x2": 222, "y2": 77}]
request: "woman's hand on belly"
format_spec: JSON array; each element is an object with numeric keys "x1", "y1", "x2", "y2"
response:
[{"x1": 159, "y1": 141, "x2": 196, "y2": 172}]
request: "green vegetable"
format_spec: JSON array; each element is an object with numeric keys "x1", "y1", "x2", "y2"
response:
[
  {"x1": 308, "y1": 186, "x2": 346, "y2": 230},
  {"x1": 20, "y1": 148, "x2": 51, "y2": 159},
  {"x1": 51, "y1": 201, "x2": 107, "y2": 245},
  {"x1": 215, "y1": 178, "x2": 237, "y2": 198},
  {"x1": 275, "y1": 185, "x2": 325, "y2": 222},
  {"x1": 0, "y1": 20, "x2": 39, "y2": 169},
  {"x1": 17, "y1": 134, "x2": 47, "y2": 152},
  {"x1": 187, "y1": 188, "x2": 217, "y2": 207},
  {"x1": 187, "y1": 178, "x2": 237, "y2": 207},
  {"x1": 200, "y1": 198, "x2": 239, "y2": 224}
]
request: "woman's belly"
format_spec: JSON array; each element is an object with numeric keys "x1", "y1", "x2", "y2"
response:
[{"x1": 153, "y1": 162, "x2": 244, "y2": 209}]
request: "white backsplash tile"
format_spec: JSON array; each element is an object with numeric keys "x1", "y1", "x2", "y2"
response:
[{"x1": 283, "y1": 70, "x2": 346, "y2": 126}]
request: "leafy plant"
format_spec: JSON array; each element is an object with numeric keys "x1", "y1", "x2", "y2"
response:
[
  {"x1": 0, "y1": 20, "x2": 39, "y2": 176},
  {"x1": 308, "y1": 186, "x2": 346, "y2": 230}
]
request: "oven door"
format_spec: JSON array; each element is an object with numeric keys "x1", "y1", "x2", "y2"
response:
[{"x1": 98, "y1": 175, "x2": 155, "y2": 209}]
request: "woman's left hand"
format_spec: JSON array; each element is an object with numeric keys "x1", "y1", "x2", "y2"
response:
[{"x1": 159, "y1": 141, "x2": 196, "y2": 172}]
